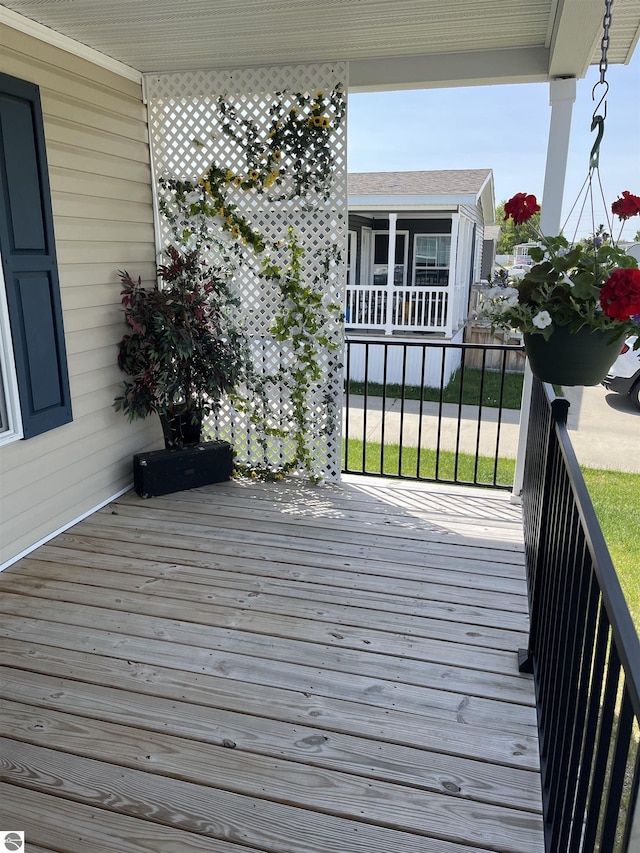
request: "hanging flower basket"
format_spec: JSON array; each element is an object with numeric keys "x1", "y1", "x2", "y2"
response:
[
  {"x1": 523, "y1": 325, "x2": 622, "y2": 386},
  {"x1": 479, "y1": 190, "x2": 640, "y2": 387}
]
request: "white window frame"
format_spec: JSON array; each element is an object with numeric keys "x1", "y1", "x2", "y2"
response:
[
  {"x1": 413, "y1": 233, "x2": 452, "y2": 287},
  {"x1": 347, "y1": 229, "x2": 357, "y2": 287},
  {"x1": 359, "y1": 227, "x2": 372, "y2": 286},
  {"x1": 0, "y1": 261, "x2": 24, "y2": 446},
  {"x1": 371, "y1": 229, "x2": 409, "y2": 287}
]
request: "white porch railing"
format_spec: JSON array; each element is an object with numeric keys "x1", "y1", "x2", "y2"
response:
[{"x1": 345, "y1": 285, "x2": 449, "y2": 334}]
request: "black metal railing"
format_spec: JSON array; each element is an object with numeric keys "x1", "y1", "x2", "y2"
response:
[
  {"x1": 342, "y1": 338, "x2": 525, "y2": 489},
  {"x1": 521, "y1": 378, "x2": 640, "y2": 852}
]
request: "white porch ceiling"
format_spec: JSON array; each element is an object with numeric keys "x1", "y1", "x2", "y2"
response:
[{"x1": 1, "y1": 0, "x2": 639, "y2": 88}]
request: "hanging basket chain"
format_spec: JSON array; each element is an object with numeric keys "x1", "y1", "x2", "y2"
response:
[{"x1": 589, "y1": 0, "x2": 614, "y2": 170}]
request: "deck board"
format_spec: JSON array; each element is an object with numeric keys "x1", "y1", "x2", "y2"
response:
[{"x1": 0, "y1": 475, "x2": 543, "y2": 852}]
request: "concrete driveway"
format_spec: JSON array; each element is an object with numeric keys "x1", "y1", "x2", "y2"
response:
[
  {"x1": 561, "y1": 384, "x2": 640, "y2": 473},
  {"x1": 343, "y1": 383, "x2": 640, "y2": 473}
]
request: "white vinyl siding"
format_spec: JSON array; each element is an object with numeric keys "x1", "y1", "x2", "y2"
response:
[{"x1": 0, "y1": 24, "x2": 159, "y2": 568}]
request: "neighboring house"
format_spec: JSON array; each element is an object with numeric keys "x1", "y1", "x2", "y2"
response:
[{"x1": 346, "y1": 169, "x2": 494, "y2": 384}]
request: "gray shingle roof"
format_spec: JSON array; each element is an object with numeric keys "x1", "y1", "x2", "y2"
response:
[{"x1": 348, "y1": 169, "x2": 492, "y2": 198}]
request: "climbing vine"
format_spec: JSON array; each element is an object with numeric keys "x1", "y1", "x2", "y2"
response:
[{"x1": 157, "y1": 84, "x2": 346, "y2": 482}]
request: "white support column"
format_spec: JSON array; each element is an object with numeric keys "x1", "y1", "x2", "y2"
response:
[
  {"x1": 540, "y1": 77, "x2": 577, "y2": 235},
  {"x1": 512, "y1": 77, "x2": 576, "y2": 499},
  {"x1": 385, "y1": 213, "x2": 397, "y2": 335},
  {"x1": 446, "y1": 214, "x2": 459, "y2": 337}
]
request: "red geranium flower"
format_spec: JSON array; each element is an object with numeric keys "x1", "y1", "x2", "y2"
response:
[
  {"x1": 504, "y1": 193, "x2": 541, "y2": 225},
  {"x1": 600, "y1": 268, "x2": 640, "y2": 321},
  {"x1": 611, "y1": 191, "x2": 640, "y2": 221}
]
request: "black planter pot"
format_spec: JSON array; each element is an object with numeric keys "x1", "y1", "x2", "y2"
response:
[
  {"x1": 160, "y1": 410, "x2": 203, "y2": 449},
  {"x1": 523, "y1": 326, "x2": 622, "y2": 386}
]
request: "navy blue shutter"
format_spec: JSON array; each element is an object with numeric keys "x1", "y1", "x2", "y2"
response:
[{"x1": 0, "y1": 72, "x2": 72, "y2": 438}]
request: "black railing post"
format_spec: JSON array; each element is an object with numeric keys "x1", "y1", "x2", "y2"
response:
[{"x1": 518, "y1": 386, "x2": 569, "y2": 673}]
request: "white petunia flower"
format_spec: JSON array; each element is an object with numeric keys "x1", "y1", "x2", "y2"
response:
[{"x1": 532, "y1": 310, "x2": 552, "y2": 329}]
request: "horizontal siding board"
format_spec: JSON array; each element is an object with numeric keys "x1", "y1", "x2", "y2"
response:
[
  {"x1": 46, "y1": 142, "x2": 153, "y2": 182},
  {"x1": 49, "y1": 166, "x2": 154, "y2": 203},
  {"x1": 61, "y1": 283, "x2": 125, "y2": 311},
  {"x1": 52, "y1": 192, "x2": 154, "y2": 224},
  {"x1": 54, "y1": 217, "x2": 154, "y2": 245},
  {"x1": 69, "y1": 364, "x2": 121, "y2": 397},
  {"x1": 68, "y1": 345, "x2": 120, "y2": 376},
  {"x1": 56, "y1": 241, "x2": 156, "y2": 265},
  {"x1": 64, "y1": 323, "x2": 132, "y2": 356}
]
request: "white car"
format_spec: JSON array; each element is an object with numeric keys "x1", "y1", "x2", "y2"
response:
[
  {"x1": 602, "y1": 336, "x2": 640, "y2": 410},
  {"x1": 506, "y1": 264, "x2": 531, "y2": 281}
]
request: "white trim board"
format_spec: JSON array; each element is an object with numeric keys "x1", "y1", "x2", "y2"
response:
[{"x1": 0, "y1": 6, "x2": 142, "y2": 84}]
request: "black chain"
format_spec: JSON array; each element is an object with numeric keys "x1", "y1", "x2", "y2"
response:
[
  {"x1": 598, "y1": 0, "x2": 613, "y2": 83},
  {"x1": 590, "y1": 0, "x2": 614, "y2": 168}
]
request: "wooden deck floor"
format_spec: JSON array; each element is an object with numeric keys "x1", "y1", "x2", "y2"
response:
[{"x1": 0, "y1": 475, "x2": 543, "y2": 853}]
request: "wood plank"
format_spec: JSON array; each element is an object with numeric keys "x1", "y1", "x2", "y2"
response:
[
  {"x1": 0, "y1": 783, "x2": 267, "y2": 853},
  {"x1": 60, "y1": 522, "x2": 529, "y2": 614},
  {"x1": 14, "y1": 558, "x2": 528, "y2": 651},
  {"x1": 0, "y1": 739, "x2": 543, "y2": 853},
  {"x1": 0, "y1": 645, "x2": 539, "y2": 770},
  {"x1": 0, "y1": 595, "x2": 535, "y2": 707},
  {"x1": 0, "y1": 573, "x2": 523, "y2": 674},
  {"x1": 0, "y1": 674, "x2": 540, "y2": 809},
  {"x1": 114, "y1": 489, "x2": 526, "y2": 560},
  {"x1": 32, "y1": 541, "x2": 530, "y2": 633}
]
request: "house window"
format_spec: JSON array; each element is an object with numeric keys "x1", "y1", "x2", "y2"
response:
[
  {"x1": 0, "y1": 72, "x2": 72, "y2": 440},
  {"x1": 372, "y1": 231, "x2": 408, "y2": 286},
  {"x1": 413, "y1": 234, "x2": 451, "y2": 286}
]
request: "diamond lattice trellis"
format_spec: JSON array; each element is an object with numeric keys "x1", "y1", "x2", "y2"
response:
[{"x1": 145, "y1": 63, "x2": 347, "y2": 481}]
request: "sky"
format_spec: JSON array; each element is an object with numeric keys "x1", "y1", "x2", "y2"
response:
[{"x1": 347, "y1": 47, "x2": 640, "y2": 241}]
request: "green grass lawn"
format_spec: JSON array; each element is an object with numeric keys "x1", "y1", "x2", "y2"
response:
[
  {"x1": 582, "y1": 467, "x2": 640, "y2": 628},
  {"x1": 342, "y1": 439, "x2": 640, "y2": 628},
  {"x1": 343, "y1": 438, "x2": 516, "y2": 489},
  {"x1": 346, "y1": 366, "x2": 524, "y2": 409}
]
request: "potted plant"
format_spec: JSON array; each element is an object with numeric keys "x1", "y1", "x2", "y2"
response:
[
  {"x1": 480, "y1": 191, "x2": 640, "y2": 385},
  {"x1": 114, "y1": 245, "x2": 248, "y2": 446}
]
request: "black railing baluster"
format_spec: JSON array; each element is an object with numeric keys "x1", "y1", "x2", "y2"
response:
[
  {"x1": 344, "y1": 339, "x2": 351, "y2": 471},
  {"x1": 398, "y1": 343, "x2": 408, "y2": 477},
  {"x1": 434, "y1": 342, "x2": 448, "y2": 482},
  {"x1": 380, "y1": 343, "x2": 388, "y2": 476},
  {"x1": 362, "y1": 342, "x2": 369, "y2": 472},
  {"x1": 416, "y1": 343, "x2": 427, "y2": 478}
]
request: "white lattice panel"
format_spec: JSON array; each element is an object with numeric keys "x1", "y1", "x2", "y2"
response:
[{"x1": 145, "y1": 63, "x2": 347, "y2": 481}]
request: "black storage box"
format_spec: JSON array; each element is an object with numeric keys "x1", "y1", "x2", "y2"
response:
[{"x1": 133, "y1": 441, "x2": 233, "y2": 498}]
